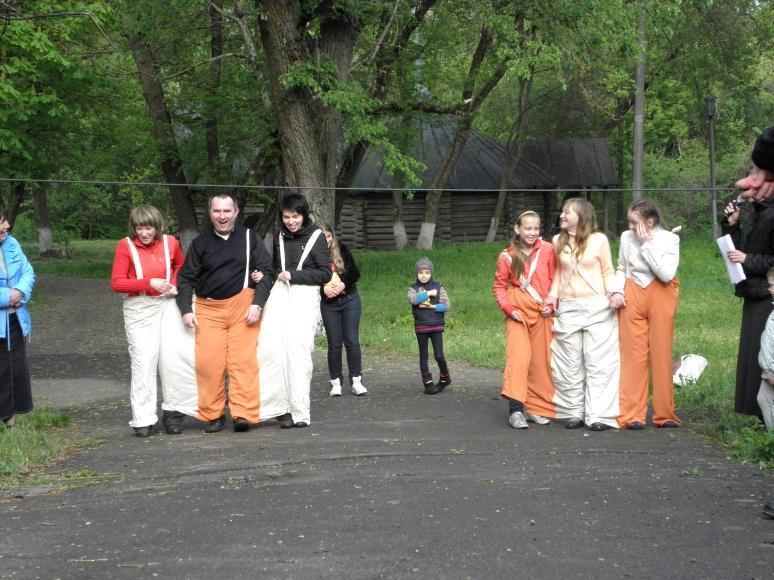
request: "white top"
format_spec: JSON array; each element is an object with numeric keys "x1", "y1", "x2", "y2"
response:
[
  {"x1": 612, "y1": 227, "x2": 679, "y2": 293},
  {"x1": 760, "y1": 309, "x2": 774, "y2": 378}
]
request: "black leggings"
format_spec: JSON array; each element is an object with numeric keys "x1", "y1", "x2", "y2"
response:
[{"x1": 416, "y1": 331, "x2": 448, "y2": 375}]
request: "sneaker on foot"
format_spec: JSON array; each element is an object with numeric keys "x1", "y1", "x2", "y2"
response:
[
  {"x1": 351, "y1": 375, "x2": 368, "y2": 396},
  {"x1": 525, "y1": 413, "x2": 551, "y2": 425},
  {"x1": 330, "y1": 378, "x2": 342, "y2": 397},
  {"x1": 508, "y1": 411, "x2": 529, "y2": 429}
]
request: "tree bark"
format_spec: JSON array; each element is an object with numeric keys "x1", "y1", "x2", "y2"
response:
[
  {"x1": 1, "y1": 182, "x2": 25, "y2": 228},
  {"x1": 31, "y1": 183, "x2": 54, "y2": 256},
  {"x1": 256, "y1": 0, "x2": 358, "y2": 227},
  {"x1": 124, "y1": 19, "x2": 199, "y2": 249}
]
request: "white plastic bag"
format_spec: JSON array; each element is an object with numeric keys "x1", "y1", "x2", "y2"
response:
[{"x1": 672, "y1": 354, "x2": 708, "y2": 387}]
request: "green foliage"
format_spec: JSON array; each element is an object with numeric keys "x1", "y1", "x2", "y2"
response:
[{"x1": 0, "y1": 409, "x2": 72, "y2": 478}]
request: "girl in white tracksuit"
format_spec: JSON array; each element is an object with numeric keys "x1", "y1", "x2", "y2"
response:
[{"x1": 544, "y1": 198, "x2": 620, "y2": 431}]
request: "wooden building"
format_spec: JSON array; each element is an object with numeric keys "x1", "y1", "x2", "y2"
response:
[{"x1": 338, "y1": 125, "x2": 618, "y2": 249}]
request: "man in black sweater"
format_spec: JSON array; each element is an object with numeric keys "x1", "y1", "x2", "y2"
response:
[{"x1": 176, "y1": 193, "x2": 273, "y2": 433}]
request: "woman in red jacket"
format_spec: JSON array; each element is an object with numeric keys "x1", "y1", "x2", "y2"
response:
[
  {"x1": 110, "y1": 204, "x2": 196, "y2": 437},
  {"x1": 493, "y1": 210, "x2": 557, "y2": 429}
]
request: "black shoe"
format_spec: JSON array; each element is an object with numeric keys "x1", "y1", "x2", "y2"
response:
[
  {"x1": 203, "y1": 416, "x2": 226, "y2": 433},
  {"x1": 278, "y1": 413, "x2": 294, "y2": 429},
  {"x1": 436, "y1": 373, "x2": 451, "y2": 392},
  {"x1": 627, "y1": 421, "x2": 645, "y2": 430},
  {"x1": 233, "y1": 418, "x2": 250, "y2": 433},
  {"x1": 589, "y1": 422, "x2": 610, "y2": 431},
  {"x1": 566, "y1": 418, "x2": 584, "y2": 430},
  {"x1": 659, "y1": 421, "x2": 680, "y2": 428},
  {"x1": 133, "y1": 426, "x2": 152, "y2": 438},
  {"x1": 763, "y1": 501, "x2": 774, "y2": 520},
  {"x1": 163, "y1": 410, "x2": 185, "y2": 435},
  {"x1": 294, "y1": 421, "x2": 309, "y2": 428}
]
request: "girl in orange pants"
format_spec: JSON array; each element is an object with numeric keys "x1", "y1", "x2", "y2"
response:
[
  {"x1": 610, "y1": 199, "x2": 681, "y2": 429},
  {"x1": 493, "y1": 211, "x2": 557, "y2": 429}
]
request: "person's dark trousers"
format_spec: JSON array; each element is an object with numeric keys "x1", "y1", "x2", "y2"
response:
[
  {"x1": 321, "y1": 292, "x2": 363, "y2": 382},
  {"x1": 415, "y1": 331, "x2": 448, "y2": 375},
  {"x1": 0, "y1": 313, "x2": 33, "y2": 421}
]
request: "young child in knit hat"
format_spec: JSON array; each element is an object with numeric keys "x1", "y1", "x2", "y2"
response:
[{"x1": 407, "y1": 257, "x2": 452, "y2": 394}]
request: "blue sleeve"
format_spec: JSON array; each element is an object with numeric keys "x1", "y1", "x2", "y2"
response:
[
  {"x1": 14, "y1": 248, "x2": 35, "y2": 302},
  {"x1": 415, "y1": 291, "x2": 429, "y2": 303},
  {"x1": 435, "y1": 303, "x2": 448, "y2": 313},
  {"x1": 0, "y1": 287, "x2": 9, "y2": 308}
]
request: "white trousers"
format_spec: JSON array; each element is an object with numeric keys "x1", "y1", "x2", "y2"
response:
[
  {"x1": 551, "y1": 297, "x2": 620, "y2": 428},
  {"x1": 258, "y1": 282, "x2": 321, "y2": 424},
  {"x1": 123, "y1": 297, "x2": 197, "y2": 428},
  {"x1": 758, "y1": 379, "x2": 774, "y2": 431}
]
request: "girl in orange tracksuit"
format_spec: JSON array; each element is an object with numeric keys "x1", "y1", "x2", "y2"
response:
[
  {"x1": 493, "y1": 211, "x2": 556, "y2": 429},
  {"x1": 610, "y1": 199, "x2": 681, "y2": 429}
]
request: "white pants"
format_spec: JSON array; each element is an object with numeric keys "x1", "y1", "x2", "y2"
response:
[
  {"x1": 258, "y1": 282, "x2": 321, "y2": 425},
  {"x1": 551, "y1": 297, "x2": 620, "y2": 428},
  {"x1": 758, "y1": 379, "x2": 774, "y2": 431},
  {"x1": 123, "y1": 297, "x2": 197, "y2": 428}
]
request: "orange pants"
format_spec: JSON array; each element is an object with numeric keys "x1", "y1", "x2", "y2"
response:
[
  {"x1": 618, "y1": 277, "x2": 680, "y2": 427},
  {"x1": 501, "y1": 286, "x2": 556, "y2": 418},
  {"x1": 194, "y1": 288, "x2": 261, "y2": 423}
]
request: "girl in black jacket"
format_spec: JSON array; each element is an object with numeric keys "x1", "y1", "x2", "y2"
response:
[{"x1": 318, "y1": 223, "x2": 367, "y2": 397}]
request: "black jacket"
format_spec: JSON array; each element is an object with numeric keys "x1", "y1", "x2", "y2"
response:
[
  {"x1": 176, "y1": 223, "x2": 274, "y2": 314},
  {"x1": 722, "y1": 199, "x2": 774, "y2": 300},
  {"x1": 321, "y1": 243, "x2": 361, "y2": 301},
  {"x1": 274, "y1": 220, "x2": 332, "y2": 286}
]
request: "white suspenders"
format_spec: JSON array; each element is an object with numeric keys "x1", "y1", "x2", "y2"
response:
[
  {"x1": 502, "y1": 243, "x2": 544, "y2": 304},
  {"x1": 279, "y1": 229, "x2": 323, "y2": 274},
  {"x1": 125, "y1": 234, "x2": 171, "y2": 296}
]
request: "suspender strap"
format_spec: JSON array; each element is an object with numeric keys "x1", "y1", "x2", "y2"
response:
[
  {"x1": 162, "y1": 234, "x2": 171, "y2": 282},
  {"x1": 243, "y1": 229, "x2": 250, "y2": 289},
  {"x1": 518, "y1": 246, "x2": 543, "y2": 304},
  {"x1": 557, "y1": 248, "x2": 601, "y2": 301},
  {"x1": 279, "y1": 228, "x2": 323, "y2": 273}
]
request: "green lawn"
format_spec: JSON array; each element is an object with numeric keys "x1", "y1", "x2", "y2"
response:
[{"x1": 10, "y1": 234, "x2": 772, "y2": 471}]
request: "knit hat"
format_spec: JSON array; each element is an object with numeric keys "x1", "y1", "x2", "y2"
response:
[
  {"x1": 751, "y1": 127, "x2": 774, "y2": 171},
  {"x1": 415, "y1": 257, "x2": 434, "y2": 275}
]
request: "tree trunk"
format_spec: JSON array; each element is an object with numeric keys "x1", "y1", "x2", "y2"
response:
[
  {"x1": 631, "y1": 0, "x2": 646, "y2": 201},
  {"x1": 31, "y1": 184, "x2": 54, "y2": 256},
  {"x1": 124, "y1": 20, "x2": 199, "y2": 249},
  {"x1": 256, "y1": 1, "x2": 358, "y2": 227},
  {"x1": 391, "y1": 190, "x2": 408, "y2": 250},
  {"x1": 1, "y1": 182, "x2": 25, "y2": 228},
  {"x1": 205, "y1": 0, "x2": 223, "y2": 177}
]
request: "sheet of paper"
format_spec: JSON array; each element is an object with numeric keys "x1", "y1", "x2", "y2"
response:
[{"x1": 716, "y1": 234, "x2": 746, "y2": 284}]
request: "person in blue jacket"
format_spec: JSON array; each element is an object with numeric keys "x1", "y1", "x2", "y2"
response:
[
  {"x1": 0, "y1": 203, "x2": 35, "y2": 429},
  {"x1": 407, "y1": 257, "x2": 451, "y2": 395}
]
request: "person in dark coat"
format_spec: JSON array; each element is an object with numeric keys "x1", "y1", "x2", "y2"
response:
[{"x1": 722, "y1": 127, "x2": 774, "y2": 420}]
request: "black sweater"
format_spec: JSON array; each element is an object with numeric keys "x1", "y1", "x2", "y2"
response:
[
  {"x1": 176, "y1": 224, "x2": 274, "y2": 315},
  {"x1": 274, "y1": 220, "x2": 332, "y2": 286},
  {"x1": 722, "y1": 199, "x2": 774, "y2": 300}
]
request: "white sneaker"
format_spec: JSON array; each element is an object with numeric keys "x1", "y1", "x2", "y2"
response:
[
  {"x1": 351, "y1": 376, "x2": 368, "y2": 396},
  {"x1": 508, "y1": 411, "x2": 529, "y2": 429},
  {"x1": 329, "y1": 378, "x2": 342, "y2": 397},
  {"x1": 525, "y1": 413, "x2": 551, "y2": 425}
]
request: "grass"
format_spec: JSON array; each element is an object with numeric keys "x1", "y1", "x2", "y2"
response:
[
  {"x1": 15, "y1": 234, "x2": 772, "y2": 471},
  {"x1": 0, "y1": 409, "x2": 72, "y2": 478}
]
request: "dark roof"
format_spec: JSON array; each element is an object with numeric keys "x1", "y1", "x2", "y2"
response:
[{"x1": 350, "y1": 124, "x2": 617, "y2": 191}]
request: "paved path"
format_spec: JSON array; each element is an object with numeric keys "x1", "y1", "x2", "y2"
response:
[{"x1": 1, "y1": 276, "x2": 772, "y2": 579}]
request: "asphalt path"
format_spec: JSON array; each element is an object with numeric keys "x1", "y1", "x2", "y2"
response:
[{"x1": 0, "y1": 276, "x2": 771, "y2": 579}]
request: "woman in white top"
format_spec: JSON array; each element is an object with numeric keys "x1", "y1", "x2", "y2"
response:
[{"x1": 610, "y1": 199, "x2": 681, "y2": 429}]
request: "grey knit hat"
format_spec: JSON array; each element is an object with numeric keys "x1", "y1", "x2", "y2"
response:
[
  {"x1": 752, "y1": 127, "x2": 774, "y2": 171},
  {"x1": 415, "y1": 257, "x2": 434, "y2": 275}
]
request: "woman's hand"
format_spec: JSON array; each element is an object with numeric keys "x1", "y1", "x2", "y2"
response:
[
  {"x1": 150, "y1": 278, "x2": 175, "y2": 295},
  {"x1": 250, "y1": 270, "x2": 264, "y2": 284},
  {"x1": 8, "y1": 288, "x2": 24, "y2": 307},
  {"x1": 427, "y1": 289, "x2": 438, "y2": 297},
  {"x1": 543, "y1": 296, "x2": 557, "y2": 316},
  {"x1": 323, "y1": 285, "x2": 339, "y2": 299},
  {"x1": 540, "y1": 303, "x2": 554, "y2": 317},
  {"x1": 634, "y1": 222, "x2": 652, "y2": 244},
  {"x1": 609, "y1": 292, "x2": 626, "y2": 310},
  {"x1": 277, "y1": 270, "x2": 292, "y2": 283},
  {"x1": 727, "y1": 250, "x2": 747, "y2": 264},
  {"x1": 510, "y1": 310, "x2": 524, "y2": 322},
  {"x1": 723, "y1": 201, "x2": 741, "y2": 226}
]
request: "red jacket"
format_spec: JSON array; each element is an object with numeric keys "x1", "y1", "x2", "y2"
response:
[
  {"x1": 493, "y1": 238, "x2": 556, "y2": 316},
  {"x1": 110, "y1": 235, "x2": 185, "y2": 296}
]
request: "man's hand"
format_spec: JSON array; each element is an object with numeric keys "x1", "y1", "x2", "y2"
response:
[
  {"x1": 727, "y1": 250, "x2": 747, "y2": 264},
  {"x1": 182, "y1": 312, "x2": 199, "y2": 330},
  {"x1": 723, "y1": 201, "x2": 741, "y2": 226},
  {"x1": 245, "y1": 305, "x2": 261, "y2": 325}
]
